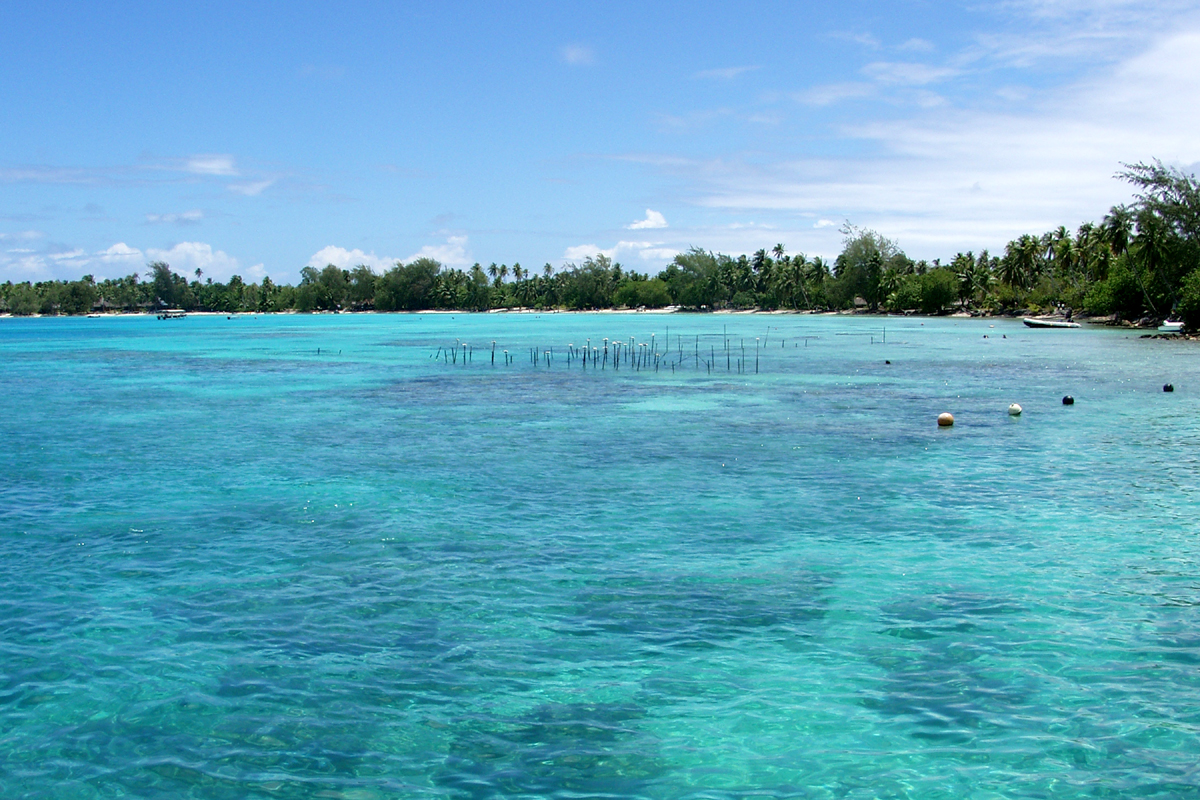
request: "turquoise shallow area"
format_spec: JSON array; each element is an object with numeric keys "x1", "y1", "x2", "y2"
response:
[{"x1": 2, "y1": 312, "x2": 1200, "y2": 799}]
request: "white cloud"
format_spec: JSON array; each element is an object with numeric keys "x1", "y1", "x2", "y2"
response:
[
  {"x1": 185, "y1": 154, "x2": 238, "y2": 176},
  {"x1": 563, "y1": 244, "x2": 605, "y2": 261},
  {"x1": 146, "y1": 209, "x2": 203, "y2": 225},
  {"x1": 694, "y1": 66, "x2": 760, "y2": 80},
  {"x1": 96, "y1": 242, "x2": 144, "y2": 264},
  {"x1": 406, "y1": 235, "x2": 470, "y2": 267},
  {"x1": 814, "y1": 219, "x2": 837, "y2": 228},
  {"x1": 668, "y1": 28, "x2": 1200, "y2": 258},
  {"x1": 627, "y1": 209, "x2": 668, "y2": 229},
  {"x1": 560, "y1": 44, "x2": 595, "y2": 65},
  {"x1": 0, "y1": 230, "x2": 44, "y2": 241},
  {"x1": 308, "y1": 245, "x2": 397, "y2": 272},
  {"x1": 0, "y1": 252, "x2": 50, "y2": 277},
  {"x1": 228, "y1": 179, "x2": 275, "y2": 196},
  {"x1": 563, "y1": 240, "x2": 677, "y2": 264},
  {"x1": 147, "y1": 241, "x2": 241, "y2": 281}
]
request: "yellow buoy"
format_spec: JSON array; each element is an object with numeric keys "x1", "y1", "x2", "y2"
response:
[
  {"x1": 1008, "y1": 403, "x2": 1022, "y2": 416},
  {"x1": 937, "y1": 412, "x2": 954, "y2": 427}
]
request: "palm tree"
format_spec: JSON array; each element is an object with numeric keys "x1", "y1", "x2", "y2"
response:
[
  {"x1": 1101, "y1": 205, "x2": 1133, "y2": 256},
  {"x1": 194, "y1": 267, "x2": 203, "y2": 282}
]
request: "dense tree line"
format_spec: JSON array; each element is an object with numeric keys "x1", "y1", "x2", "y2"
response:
[{"x1": 4, "y1": 161, "x2": 1199, "y2": 328}]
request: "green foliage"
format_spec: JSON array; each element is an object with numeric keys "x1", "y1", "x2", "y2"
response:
[
  {"x1": 833, "y1": 225, "x2": 908, "y2": 310},
  {"x1": 887, "y1": 274, "x2": 922, "y2": 311},
  {"x1": 7, "y1": 283, "x2": 39, "y2": 315},
  {"x1": 614, "y1": 278, "x2": 671, "y2": 308},
  {"x1": 376, "y1": 258, "x2": 442, "y2": 311},
  {"x1": 918, "y1": 268, "x2": 958, "y2": 314},
  {"x1": 1176, "y1": 268, "x2": 1200, "y2": 330}
]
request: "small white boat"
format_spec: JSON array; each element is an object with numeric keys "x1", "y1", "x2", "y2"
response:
[
  {"x1": 1023, "y1": 317, "x2": 1080, "y2": 329},
  {"x1": 1158, "y1": 320, "x2": 1184, "y2": 333}
]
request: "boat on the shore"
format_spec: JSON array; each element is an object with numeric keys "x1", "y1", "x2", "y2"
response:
[
  {"x1": 1158, "y1": 320, "x2": 1184, "y2": 333},
  {"x1": 156, "y1": 310, "x2": 187, "y2": 320},
  {"x1": 1023, "y1": 317, "x2": 1080, "y2": 329}
]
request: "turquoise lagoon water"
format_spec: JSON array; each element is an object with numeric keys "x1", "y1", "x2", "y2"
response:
[{"x1": 2, "y1": 312, "x2": 1199, "y2": 799}]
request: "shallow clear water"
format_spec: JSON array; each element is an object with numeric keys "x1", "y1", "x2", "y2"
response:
[{"x1": 2, "y1": 312, "x2": 1199, "y2": 799}]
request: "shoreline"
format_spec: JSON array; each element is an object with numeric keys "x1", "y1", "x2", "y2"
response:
[{"x1": 0, "y1": 307, "x2": 1191, "y2": 336}]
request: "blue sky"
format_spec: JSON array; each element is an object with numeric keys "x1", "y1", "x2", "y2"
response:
[{"x1": 3, "y1": 0, "x2": 1200, "y2": 284}]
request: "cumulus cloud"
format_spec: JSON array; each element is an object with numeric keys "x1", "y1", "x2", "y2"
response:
[
  {"x1": 405, "y1": 235, "x2": 470, "y2": 267},
  {"x1": 186, "y1": 154, "x2": 238, "y2": 176},
  {"x1": 627, "y1": 209, "x2": 668, "y2": 229},
  {"x1": 563, "y1": 240, "x2": 677, "y2": 264},
  {"x1": 146, "y1": 242, "x2": 241, "y2": 281},
  {"x1": 560, "y1": 44, "x2": 595, "y2": 65},
  {"x1": 96, "y1": 242, "x2": 145, "y2": 264},
  {"x1": 307, "y1": 245, "x2": 397, "y2": 272},
  {"x1": 146, "y1": 209, "x2": 203, "y2": 225}
]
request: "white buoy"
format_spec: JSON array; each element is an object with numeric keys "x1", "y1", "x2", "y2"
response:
[
  {"x1": 1008, "y1": 403, "x2": 1023, "y2": 416},
  {"x1": 937, "y1": 412, "x2": 955, "y2": 427}
]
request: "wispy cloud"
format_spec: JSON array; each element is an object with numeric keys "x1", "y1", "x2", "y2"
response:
[
  {"x1": 831, "y1": 31, "x2": 880, "y2": 48},
  {"x1": 627, "y1": 209, "x2": 668, "y2": 230},
  {"x1": 560, "y1": 44, "x2": 595, "y2": 65},
  {"x1": 146, "y1": 209, "x2": 204, "y2": 225},
  {"x1": 694, "y1": 65, "x2": 760, "y2": 80},
  {"x1": 185, "y1": 154, "x2": 238, "y2": 176},
  {"x1": 861, "y1": 61, "x2": 959, "y2": 86},
  {"x1": 795, "y1": 82, "x2": 875, "y2": 106},
  {"x1": 898, "y1": 38, "x2": 936, "y2": 53},
  {"x1": 0, "y1": 165, "x2": 106, "y2": 184},
  {"x1": 228, "y1": 179, "x2": 275, "y2": 197},
  {"x1": 633, "y1": 28, "x2": 1200, "y2": 258}
]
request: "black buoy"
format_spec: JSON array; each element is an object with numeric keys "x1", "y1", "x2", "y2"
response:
[
  {"x1": 885, "y1": 360, "x2": 891, "y2": 365},
  {"x1": 1062, "y1": 395, "x2": 1074, "y2": 405},
  {"x1": 1164, "y1": 383, "x2": 1175, "y2": 392}
]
